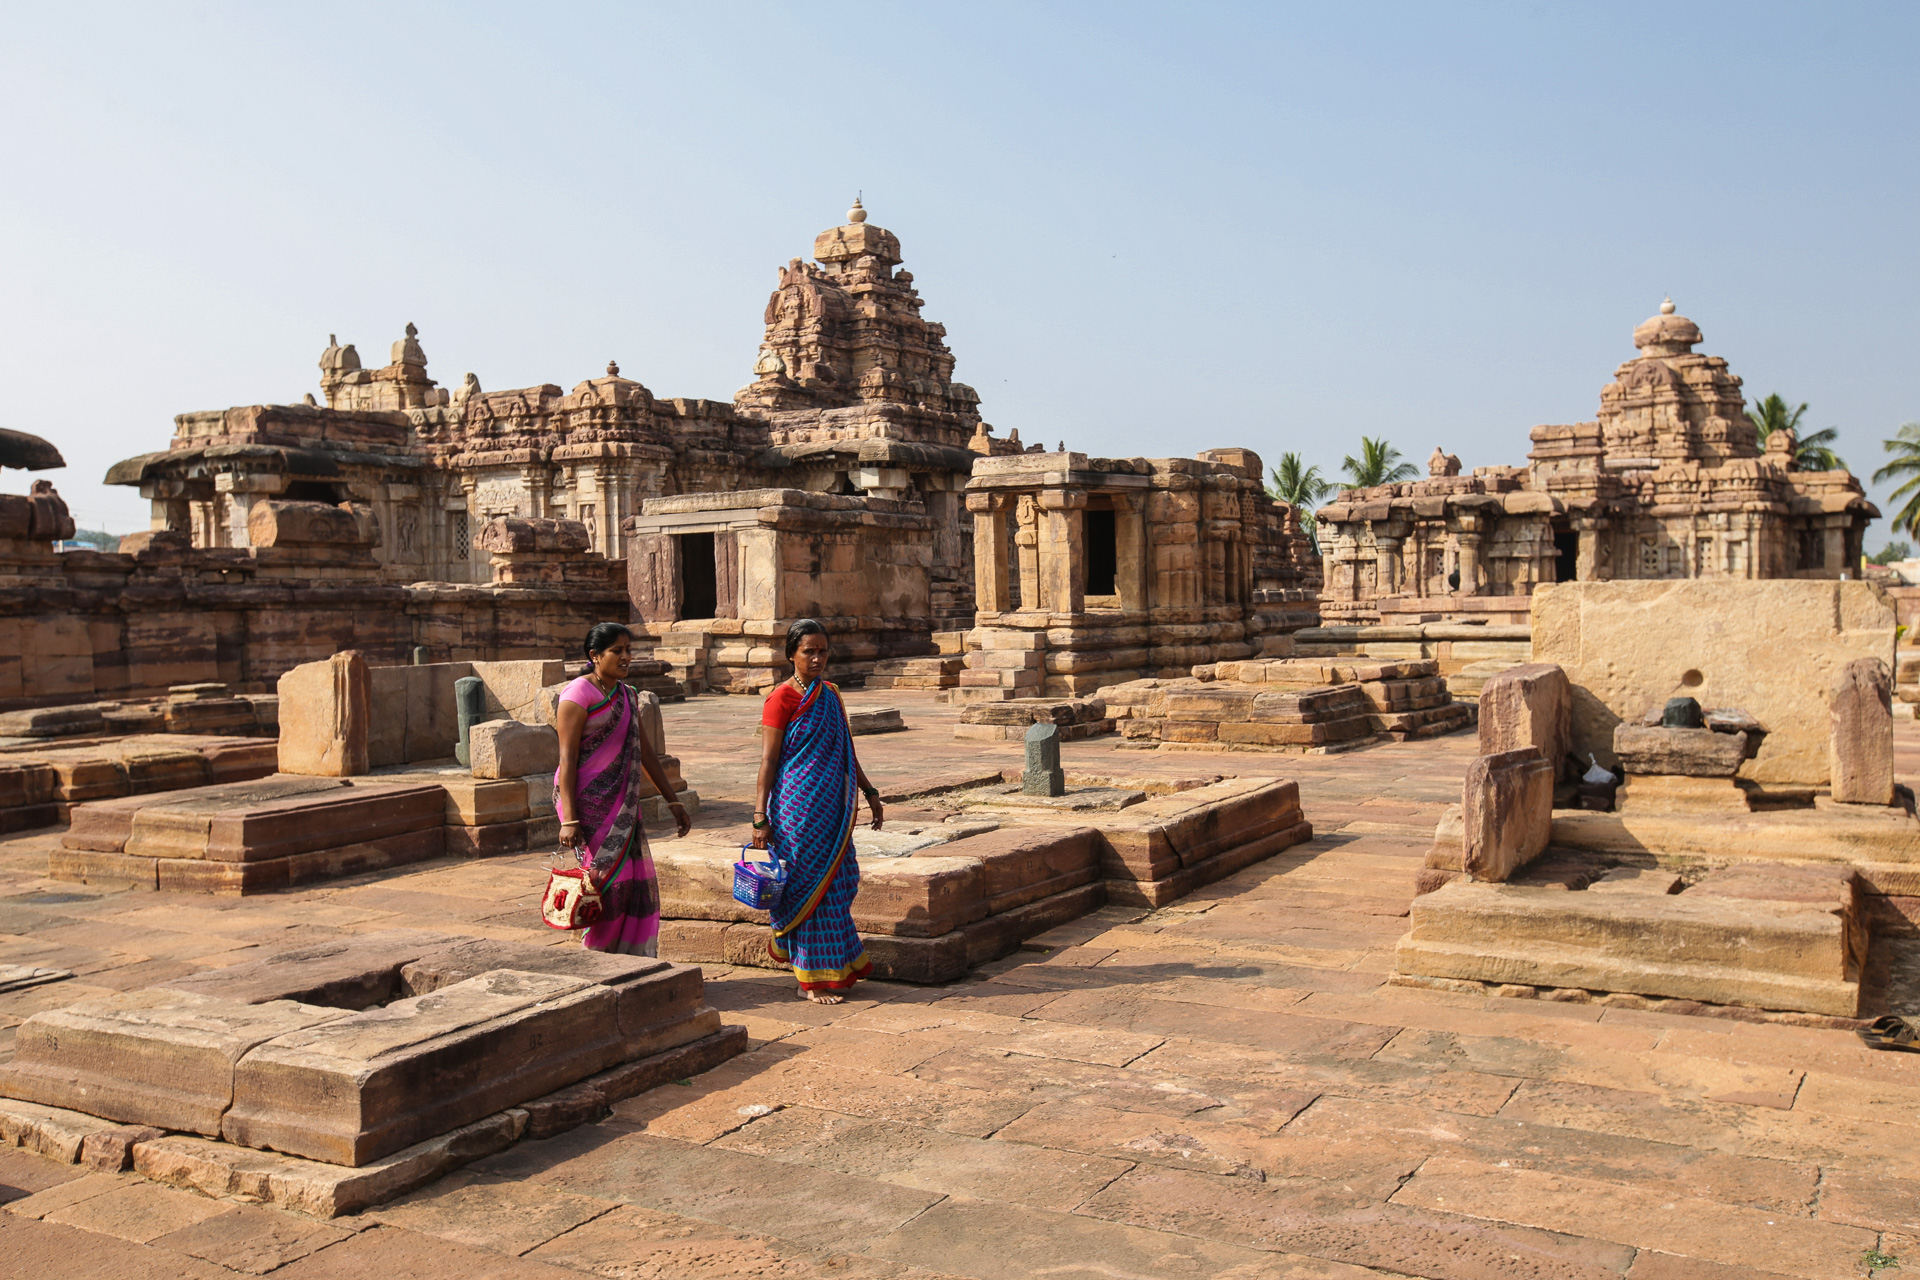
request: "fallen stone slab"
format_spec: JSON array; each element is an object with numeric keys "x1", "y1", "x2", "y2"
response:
[
  {"x1": 0, "y1": 1096, "x2": 123, "y2": 1163},
  {"x1": 1614, "y1": 724, "x2": 1749, "y2": 778},
  {"x1": 848, "y1": 707, "x2": 906, "y2": 735},
  {"x1": 2, "y1": 989, "x2": 348, "y2": 1134},
  {"x1": 223, "y1": 969, "x2": 628, "y2": 1165},
  {"x1": 1462, "y1": 747, "x2": 1553, "y2": 883},
  {"x1": 396, "y1": 938, "x2": 668, "y2": 995},
  {"x1": 133, "y1": 1109, "x2": 527, "y2": 1219},
  {"x1": 0, "y1": 965, "x2": 72, "y2": 994}
]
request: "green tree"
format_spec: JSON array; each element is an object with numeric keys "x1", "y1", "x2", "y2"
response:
[
  {"x1": 1869, "y1": 540, "x2": 1913, "y2": 566},
  {"x1": 1267, "y1": 452, "x2": 1333, "y2": 547},
  {"x1": 67, "y1": 529, "x2": 120, "y2": 552},
  {"x1": 1340, "y1": 437, "x2": 1418, "y2": 489},
  {"x1": 1873, "y1": 422, "x2": 1920, "y2": 541},
  {"x1": 1746, "y1": 393, "x2": 1846, "y2": 471}
]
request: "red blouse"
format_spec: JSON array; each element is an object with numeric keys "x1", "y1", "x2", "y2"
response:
[{"x1": 761, "y1": 681, "x2": 802, "y2": 731}]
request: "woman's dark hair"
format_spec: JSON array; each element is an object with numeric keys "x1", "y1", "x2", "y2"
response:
[
  {"x1": 784, "y1": 618, "x2": 829, "y2": 658},
  {"x1": 584, "y1": 622, "x2": 633, "y2": 659}
]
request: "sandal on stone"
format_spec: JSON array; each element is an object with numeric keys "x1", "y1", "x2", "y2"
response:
[{"x1": 1857, "y1": 1015, "x2": 1920, "y2": 1051}]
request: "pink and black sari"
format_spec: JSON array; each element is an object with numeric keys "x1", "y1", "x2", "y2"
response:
[
  {"x1": 557, "y1": 676, "x2": 660, "y2": 956},
  {"x1": 767, "y1": 679, "x2": 870, "y2": 990}
]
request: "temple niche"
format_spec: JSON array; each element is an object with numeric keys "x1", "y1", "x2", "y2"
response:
[{"x1": 1316, "y1": 300, "x2": 1878, "y2": 625}]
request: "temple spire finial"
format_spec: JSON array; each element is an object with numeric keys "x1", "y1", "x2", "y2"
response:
[
  {"x1": 847, "y1": 195, "x2": 867, "y2": 225},
  {"x1": 1660, "y1": 297, "x2": 1676, "y2": 315}
]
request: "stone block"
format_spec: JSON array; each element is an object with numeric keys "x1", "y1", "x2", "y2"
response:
[
  {"x1": 2, "y1": 990, "x2": 347, "y2": 1135},
  {"x1": 442, "y1": 777, "x2": 529, "y2": 825},
  {"x1": 1476, "y1": 662, "x2": 1570, "y2": 772},
  {"x1": 1830, "y1": 657, "x2": 1894, "y2": 805},
  {"x1": 1023, "y1": 722, "x2": 1064, "y2": 797},
  {"x1": 925, "y1": 825, "x2": 1102, "y2": 916},
  {"x1": 223, "y1": 969, "x2": 626, "y2": 1166},
  {"x1": 276, "y1": 651, "x2": 370, "y2": 777},
  {"x1": 1614, "y1": 774, "x2": 1751, "y2": 815},
  {"x1": 1612, "y1": 725, "x2": 1748, "y2": 778},
  {"x1": 1396, "y1": 878, "x2": 1861, "y2": 1016},
  {"x1": 1462, "y1": 747, "x2": 1552, "y2": 883},
  {"x1": 469, "y1": 720, "x2": 559, "y2": 780},
  {"x1": 1531, "y1": 579, "x2": 1895, "y2": 786}
]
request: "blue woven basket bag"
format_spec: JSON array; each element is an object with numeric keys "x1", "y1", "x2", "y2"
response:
[{"x1": 731, "y1": 846, "x2": 787, "y2": 911}]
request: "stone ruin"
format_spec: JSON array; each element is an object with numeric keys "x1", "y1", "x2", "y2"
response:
[
  {"x1": 0, "y1": 930, "x2": 744, "y2": 1216},
  {"x1": 1317, "y1": 300, "x2": 1879, "y2": 626},
  {"x1": 1399, "y1": 578, "x2": 1913, "y2": 1019}
]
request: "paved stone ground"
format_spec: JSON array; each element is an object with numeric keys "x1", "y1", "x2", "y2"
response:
[{"x1": 0, "y1": 690, "x2": 1916, "y2": 1278}]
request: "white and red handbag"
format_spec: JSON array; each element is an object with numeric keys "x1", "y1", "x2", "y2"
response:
[{"x1": 541, "y1": 840, "x2": 631, "y2": 931}]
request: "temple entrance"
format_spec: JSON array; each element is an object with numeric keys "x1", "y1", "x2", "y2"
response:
[
  {"x1": 1554, "y1": 529, "x2": 1579, "y2": 582},
  {"x1": 1085, "y1": 507, "x2": 1117, "y2": 599},
  {"x1": 678, "y1": 531, "x2": 717, "y2": 619}
]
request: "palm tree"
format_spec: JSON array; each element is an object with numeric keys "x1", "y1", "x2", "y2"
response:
[
  {"x1": 1746, "y1": 393, "x2": 1847, "y2": 471},
  {"x1": 1340, "y1": 437, "x2": 1418, "y2": 489},
  {"x1": 1267, "y1": 452, "x2": 1332, "y2": 546},
  {"x1": 1873, "y1": 422, "x2": 1920, "y2": 541}
]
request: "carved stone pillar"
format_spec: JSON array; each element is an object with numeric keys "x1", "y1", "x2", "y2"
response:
[
  {"x1": 1454, "y1": 517, "x2": 1486, "y2": 596},
  {"x1": 1015, "y1": 495, "x2": 1041, "y2": 611},
  {"x1": 966, "y1": 492, "x2": 1012, "y2": 614},
  {"x1": 1114, "y1": 494, "x2": 1148, "y2": 612},
  {"x1": 1037, "y1": 488, "x2": 1087, "y2": 614},
  {"x1": 1573, "y1": 516, "x2": 1606, "y2": 582}
]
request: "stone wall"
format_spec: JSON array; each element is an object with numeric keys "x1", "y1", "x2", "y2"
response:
[
  {"x1": 0, "y1": 489, "x2": 626, "y2": 713},
  {"x1": 1531, "y1": 579, "x2": 1896, "y2": 785}
]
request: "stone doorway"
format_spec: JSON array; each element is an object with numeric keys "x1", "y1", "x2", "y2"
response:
[{"x1": 678, "y1": 531, "x2": 717, "y2": 619}]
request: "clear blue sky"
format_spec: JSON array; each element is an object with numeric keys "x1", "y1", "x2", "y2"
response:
[{"x1": 2, "y1": 3, "x2": 1915, "y2": 546}]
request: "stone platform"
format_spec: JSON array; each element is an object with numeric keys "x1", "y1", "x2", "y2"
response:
[
  {"x1": 654, "y1": 777, "x2": 1311, "y2": 982},
  {"x1": 0, "y1": 735, "x2": 278, "y2": 835},
  {"x1": 0, "y1": 929, "x2": 743, "y2": 1212},
  {"x1": 1098, "y1": 657, "x2": 1473, "y2": 752}
]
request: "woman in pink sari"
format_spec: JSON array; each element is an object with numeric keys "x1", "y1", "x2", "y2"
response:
[{"x1": 554, "y1": 623, "x2": 691, "y2": 954}]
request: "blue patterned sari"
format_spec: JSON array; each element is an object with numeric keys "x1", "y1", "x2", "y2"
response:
[{"x1": 766, "y1": 679, "x2": 870, "y2": 990}]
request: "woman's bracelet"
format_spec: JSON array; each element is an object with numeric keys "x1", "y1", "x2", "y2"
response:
[
  {"x1": 668, "y1": 801, "x2": 686, "y2": 811},
  {"x1": 861, "y1": 786, "x2": 881, "y2": 801}
]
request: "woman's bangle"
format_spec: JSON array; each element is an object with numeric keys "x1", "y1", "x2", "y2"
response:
[
  {"x1": 668, "y1": 801, "x2": 686, "y2": 811},
  {"x1": 751, "y1": 815, "x2": 769, "y2": 829},
  {"x1": 861, "y1": 786, "x2": 880, "y2": 800}
]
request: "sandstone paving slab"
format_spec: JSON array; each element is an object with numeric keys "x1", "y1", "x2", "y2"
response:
[
  {"x1": 1078, "y1": 1163, "x2": 1637, "y2": 1280},
  {"x1": 712, "y1": 1104, "x2": 1134, "y2": 1211},
  {"x1": 904, "y1": 1045, "x2": 1257, "y2": 1122},
  {"x1": 148, "y1": 1203, "x2": 355, "y2": 1275},
  {"x1": 365, "y1": 1172, "x2": 616, "y2": 1257},
  {"x1": 773, "y1": 1024, "x2": 953, "y2": 1075},
  {"x1": 993, "y1": 1096, "x2": 1409, "y2": 1191},
  {"x1": 523, "y1": 1201, "x2": 929, "y2": 1280},
  {"x1": 476, "y1": 1129, "x2": 944, "y2": 1254},
  {"x1": 0, "y1": 1143, "x2": 88, "y2": 1203},
  {"x1": 612, "y1": 1048, "x2": 1034, "y2": 1144},
  {"x1": 1815, "y1": 1169, "x2": 1920, "y2": 1233},
  {"x1": 269, "y1": 1222, "x2": 587, "y2": 1278},
  {"x1": 0, "y1": 1210, "x2": 245, "y2": 1280},
  {"x1": 40, "y1": 1176, "x2": 231, "y2": 1243},
  {"x1": 1283, "y1": 1094, "x2": 1821, "y2": 1216},
  {"x1": 1498, "y1": 1078, "x2": 1920, "y2": 1181},
  {"x1": 866, "y1": 1195, "x2": 1385, "y2": 1280},
  {"x1": 1033, "y1": 987, "x2": 1398, "y2": 1060},
  {"x1": 2, "y1": 1168, "x2": 126, "y2": 1219},
  {"x1": 1392, "y1": 1154, "x2": 1875, "y2": 1280},
  {"x1": 838, "y1": 998, "x2": 1165, "y2": 1066},
  {"x1": 1373, "y1": 1025, "x2": 1806, "y2": 1109},
  {"x1": 1119, "y1": 1038, "x2": 1523, "y2": 1117},
  {"x1": 1288, "y1": 989, "x2": 1668, "y2": 1052},
  {"x1": 3, "y1": 989, "x2": 348, "y2": 1133},
  {"x1": 224, "y1": 969, "x2": 620, "y2": 1165}
]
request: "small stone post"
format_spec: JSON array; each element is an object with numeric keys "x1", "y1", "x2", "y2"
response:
[
  {"x1": 1023, "y1": 721, "x2": 1065, "y2": 797},
  {"x1": 1830, "y1": 657, "x2": 1894, "y2": 805},
  {"x1": 454, "y1": 676, "x2": 486, "y2": 767}
]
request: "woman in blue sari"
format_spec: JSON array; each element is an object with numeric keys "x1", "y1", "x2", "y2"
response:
[{"x1": 749, "y1": 619, "x2": 884, "y2": 1004}]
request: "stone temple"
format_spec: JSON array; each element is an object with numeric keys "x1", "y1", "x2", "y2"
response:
[{"x1": 1315, "y1": 299, "x2": 1879, "y2": 626}]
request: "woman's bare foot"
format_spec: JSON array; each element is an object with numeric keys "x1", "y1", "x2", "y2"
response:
[{"x1": 802, "y1": 989, "x2": 844, "y2": 1005}]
